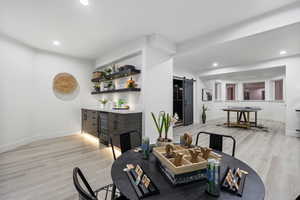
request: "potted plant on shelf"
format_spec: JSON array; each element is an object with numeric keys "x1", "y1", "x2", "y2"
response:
[
  {"x1": 104, "y1": 80, "x2": 114, "y2": 90},
  {"x1": 104, "y1": 67, "x2": 112, "y2": 75},
  {"x1": 151, "y1": 111, "x2": 177, "y2": 146},
  {"x1": 94, "y1": 83, "x2": 101, "y2": 92},
  {"x1": 202, "y1": 104, "x2": 208, "y2": 124}
]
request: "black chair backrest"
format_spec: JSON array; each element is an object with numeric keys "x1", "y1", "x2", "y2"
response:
[
  {"x1": 195, "y1": 131, "x2": 236, "y2": 157},
  {"x1": 73, "y1": 167, "x2": 97, "y2": 200},
  {"x1": 110, "y1": 130, "x2": 139, "y2": 160}
]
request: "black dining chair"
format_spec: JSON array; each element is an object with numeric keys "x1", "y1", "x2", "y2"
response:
[
  {"x1": 109, "y1": 130, "x2": 140, "y2": 199},
  {"x1": 195, "y1": 131, "x2": 236, "y2": 157},
  {"x1": 73, "y1": 167, "x2": 121, "y2": 200},
  {"x1": 110, "y1": 130, "x2": 140, "y2": 160},
  {"x1": 73, "y1": 130, "x2": 140, "y2": 200}
]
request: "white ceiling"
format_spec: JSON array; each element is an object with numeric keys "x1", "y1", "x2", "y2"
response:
[
  {"x1": 0, "y1": 0, "x2": 298, "y2": 59},
  {"x1": 174, "y1": 22, "x2": 300, "y2": 73}
]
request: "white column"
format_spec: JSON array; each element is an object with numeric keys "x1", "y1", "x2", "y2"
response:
[
  {"x1": 142, "y1": 35, "x2": 176, "y2": 143},
  {"x1": 237, "y1": 82, "x2": 243, "y2": 101}
]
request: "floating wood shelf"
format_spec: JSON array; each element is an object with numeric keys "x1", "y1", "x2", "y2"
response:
[
  {"x1": 91, "y1": 69, "x2": 141, "y2": 83},
  {"x1": 91, "y1": 88, "x2": 141, "y2": 95}
]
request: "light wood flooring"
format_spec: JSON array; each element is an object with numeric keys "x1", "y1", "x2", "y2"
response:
[
  {"x1": 174, "y1": 119, "x2": 300, "y2": 200},
  {"x1": 0, "y1": 119, "x2": 299, "y2": 200}
]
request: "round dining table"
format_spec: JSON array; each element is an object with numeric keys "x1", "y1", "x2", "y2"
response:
[{"x1": 111, "y1": 150, "x2": 265, "y2": 200}]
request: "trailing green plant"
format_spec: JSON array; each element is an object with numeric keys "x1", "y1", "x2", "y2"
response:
[
  {"x1": 151, "y1": 111, "x2": 165, "y2": 139},
  {"x1": 105, "y1": 80, "x2": 114, "y2": 89},
  {"x1": 104, "y1": 67, "x2": 112, "y2": 75}
]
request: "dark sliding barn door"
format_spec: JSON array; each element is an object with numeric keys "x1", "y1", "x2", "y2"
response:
[{"x1": 183, "y1": 78, "x2": 194, "y2": 125}]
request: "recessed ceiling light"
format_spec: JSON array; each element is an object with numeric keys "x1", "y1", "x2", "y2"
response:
[
  {"x1": 80, "y1": 0, "x2": 89, "y2": 6},
  {"x1": 53, "y1": 40, "x2": 61, "y2": 46},
  {"x1": 212, "y1": 62, "x2": 219, "y2": 67},
  {"x1": 280, "y1": 50, "x2": 287, "y2": 55}
]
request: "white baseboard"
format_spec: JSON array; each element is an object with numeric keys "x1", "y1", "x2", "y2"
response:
[
  {"x1": 0, "y1": 130, "x2": 80, "y2": 154},
  {"x1": 286, "y1": 129, "x2": 300, "y2": 137},
  {"x1": 35, "y1": 129, "x2": 81, "y2": 141}
]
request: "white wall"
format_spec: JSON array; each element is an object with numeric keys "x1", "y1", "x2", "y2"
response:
[
  {"x1": 0, "y1": 36, "x2": 35, "y2": 152},
  {"x1": 285, "y1": 56, "x2": 300, "y2": 136},
  {"x1": 0, "y1": 35, "x2": 94, "y2": 152},
  {"x1": 32, "y1": 52, "x2": 95, "y2": 140},
  {"x1": 197, "y1": 56, "x2": 300, "y2": 137},
  {"x1": 202, "y1": 101, "x2": 286, "y2": 123},
  {"x1": 199, "y1": 73, "x2": 287, "y2": 123}
]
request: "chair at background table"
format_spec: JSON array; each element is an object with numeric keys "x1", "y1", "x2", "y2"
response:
[
  {"x1": 195, "y1": 131, "x2": 236, "y2": 157},
  {"x1": 73, "y1": 130, "x2": 139, "y2": 200}
]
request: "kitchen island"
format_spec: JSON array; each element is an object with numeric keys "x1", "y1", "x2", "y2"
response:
[{"x1": 81, "y1": 106, "x2": 142, "y2": 149}]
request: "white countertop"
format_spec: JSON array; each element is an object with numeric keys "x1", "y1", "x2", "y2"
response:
[{"x1": 82, "y1": 106, "x2": 142, "y2": 114}]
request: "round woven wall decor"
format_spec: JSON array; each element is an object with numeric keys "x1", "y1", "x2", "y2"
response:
[{"x1": 53, "y1": 73, "x2": 78, "y2": 94}]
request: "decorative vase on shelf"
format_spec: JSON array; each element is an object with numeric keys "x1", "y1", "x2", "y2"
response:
[{"x1": 126, "y1": 77, "x2": 136, "y2": 88}]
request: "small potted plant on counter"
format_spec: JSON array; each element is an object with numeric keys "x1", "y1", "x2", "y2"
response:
[
  {"x1": 151, "y1": 111, "x2": 178, "y2": 146},
  {"x1": 99, "y1": 99, "x2": 108, "y2": 109}
]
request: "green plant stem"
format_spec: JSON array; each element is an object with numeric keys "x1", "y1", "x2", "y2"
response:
[
  {"x1": 164, "y1": 113, "x2": 171, "y2": 140},
  {"x1": 151, "y1": 112, "x2": 163, "y2": 139}
]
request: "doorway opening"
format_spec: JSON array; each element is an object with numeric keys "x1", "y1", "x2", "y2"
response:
[{"x1": 173, "y1": 77, "x2": 194, "y2": 127}]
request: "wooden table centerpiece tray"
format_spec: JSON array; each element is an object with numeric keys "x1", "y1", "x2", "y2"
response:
[{"x1": 153, "y1": 144, "x2": 221, "y2": 185}]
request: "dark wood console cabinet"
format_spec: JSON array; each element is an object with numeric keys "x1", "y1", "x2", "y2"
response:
[
  {"x1": 81, "y1": 109, "x2": 142, "y2": 149},
  {"x1": 81, "y1": 109, "x2": 98, "y2": 138}
]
